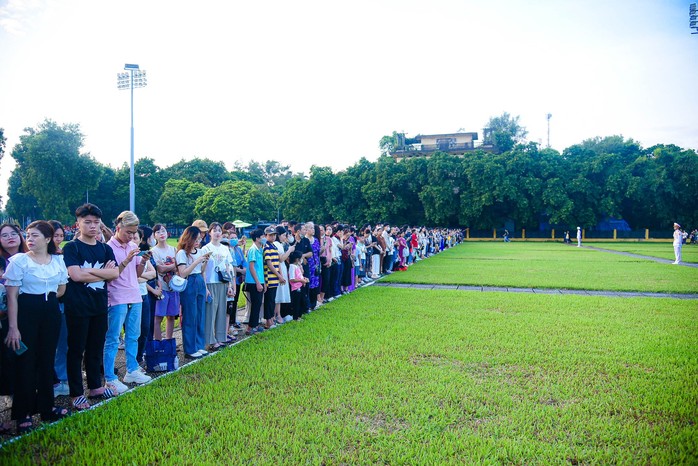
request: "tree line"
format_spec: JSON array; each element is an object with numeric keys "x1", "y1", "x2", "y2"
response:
[{"x1": 1, "y1": 119, "x2": 696, "y2": 230}]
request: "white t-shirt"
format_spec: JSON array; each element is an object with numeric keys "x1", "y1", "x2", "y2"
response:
[
  {"x1": 201, "y1": 242, "x2": 233, "y2": 284},
  {"x1": 151, "y1": 244, "x2": 177, "y2": 292},
  {"x1": 176, "y1": 248, "x2": 205, "y2": 275}
]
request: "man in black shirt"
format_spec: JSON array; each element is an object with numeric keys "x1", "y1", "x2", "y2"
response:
[{"x1": 63, "y1": 204, "x2": 120, "y2": 410}]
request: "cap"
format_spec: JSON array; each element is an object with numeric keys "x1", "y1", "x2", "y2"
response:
[
  {"x1": 275, "y1": 225, "x2": 287, "y2": 236},
  {"x1": 674, "y1": 222, "x2": 681, "y2": 228},
  {"x1": 264, "y1": 226, "x2": 277, "y2": 235},
  {"x1": 192, "y1": 219, "x2": 208, "y2": 232}
]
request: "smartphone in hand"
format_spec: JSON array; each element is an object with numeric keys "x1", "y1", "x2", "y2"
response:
[
  {"x1": 137, "y1": 250, "x2": 150, "y2": 257},
  {"x1": 15, "y1": 341, "x2": 27, "y2": 356}
]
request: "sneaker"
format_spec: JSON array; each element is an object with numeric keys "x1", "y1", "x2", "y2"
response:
[
  {"x1": 53, "y1": 381, "x2": 69, "y2": 397},
  {"x1": 106, "y1": 379, "x2": 129, "y2": 394},
  {"x1": 117, "y1": 336, "x2": 125, "y2": 350},
  {"x1": 197, "y1": 349, "x2": 209, "y2": 356},
  {"x1": 123, "y1": 370, "x2": 152, "y2": 385},
  {"x1": 186, "y1": 351, "x2": 202, "y2": 359}
]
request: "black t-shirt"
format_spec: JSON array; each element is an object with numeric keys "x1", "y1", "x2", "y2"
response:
[
  {"x1": 296, "y1": 237, "x2": 312, "y2": 276},
  {"x1": 62, "y1": 239, "x2": 116, "y2": 317}
]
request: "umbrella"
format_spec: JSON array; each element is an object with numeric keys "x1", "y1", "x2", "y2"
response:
[{"x1": 232, "y1": 220, "x2": 252, "y2": 228}]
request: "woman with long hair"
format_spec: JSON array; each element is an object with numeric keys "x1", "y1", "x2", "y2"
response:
[
  {"x1": 176, "y1": 226, "x2": 211, "y2": 359},
  {"x1": 201, "y1": 222, "x2": 234, "y2": 351},
  {"x1": 48, "y1": 220, "x2": 70, "y2": 398},
  {"x1": 4, "y1": 221, "x2": 69, "y2": 433},
  {"x1": 150, "y1": 224, "x2": 178, "y2": 341},
  {"x1": 0, "y1": 224, "x2": 28, "y2": 261}
]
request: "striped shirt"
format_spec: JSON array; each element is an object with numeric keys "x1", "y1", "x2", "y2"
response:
[{"x1": 263, "y1": 242, "x2": 280, "y2": 288}]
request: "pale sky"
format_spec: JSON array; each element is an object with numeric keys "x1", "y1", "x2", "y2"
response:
[{"x1": 1, "y1": 0, "x2": 696, "y2": 208}]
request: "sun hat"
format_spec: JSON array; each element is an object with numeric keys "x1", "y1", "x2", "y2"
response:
[{"x1": 192, "y1": 219, "x2": 208, "y2": 232}]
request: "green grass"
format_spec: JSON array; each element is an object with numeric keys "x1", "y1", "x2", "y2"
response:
[
  {"x1": 2, "y1": 287, "x2": 696, "y2": 464},
  {"x1": 591, "y1": 242, "x2": 698, "y2": 263},
  {"x1": 382, "y1": 243, "x2": 698, "y2": 293}
]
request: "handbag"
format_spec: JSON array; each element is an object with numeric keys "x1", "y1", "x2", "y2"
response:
[
  {"x1": 169, "y1": 274, "x2": 187, "y2": 292},
  {"x1": 145, "y1": 338, "x2": 179, "y2": 372},
  {"x1": 216, "y1": 267, "x2": 233, "y2": 283}
]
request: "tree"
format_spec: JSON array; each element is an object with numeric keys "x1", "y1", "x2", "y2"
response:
[
  {"x1": 484, "y1": 112, "x2": 528, "y2": 154},
  {"x1": 9, "y1": 120, "x2": 103, "y2": 223},
  {"x1": 113, "y1": 158, "x2": 166, "y2": 224},
  {"x1": 162, "y1": 157, "x2": 229, "y2": 187},
  {"x1": 193, "y1": 180, "x2": 274, "y2": 223},
  {"x1": 88, "y1": 166, "x2": 122, "y2": 225},
  {"x1": 151, "y1": 179, "x2": 208, "y2": 225},
  {"x1": 5, "y1": 170, "x2": 37, "y2": 223},
  {"x1": 379, "y1": 131, "x2": 400, "y2": 156}
]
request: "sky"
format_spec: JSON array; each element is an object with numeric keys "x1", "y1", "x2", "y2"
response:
[{"x1": 0, "y1": 0, "x2": 696, "y2": 208}]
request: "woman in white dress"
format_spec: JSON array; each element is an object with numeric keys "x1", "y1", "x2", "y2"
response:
[{"x1": 273, "y1": 226, "x2": 294, "y2": 324}]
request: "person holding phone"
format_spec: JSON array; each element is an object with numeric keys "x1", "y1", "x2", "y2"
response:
[
  {"x1": 176, "y1": 226, "x2": 211, "y2": 358},
  {"x1": 4, "y1": 221, "x2": 69, "y2": 433},
  {"x1": 103, "y1": 211, "x2": 153, "y2": 394}
]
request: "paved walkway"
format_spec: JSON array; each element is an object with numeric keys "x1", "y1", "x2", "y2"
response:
[
  {"x1": 372, "y1": 282, "x2": 698, "y2": 299},
  {"x1": 582, "y1": 245, "x2": 698, "y2": 268}
]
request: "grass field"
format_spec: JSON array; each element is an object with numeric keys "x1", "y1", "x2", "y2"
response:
[
  {"x1": 382, "y1": 242, "x2": 698, "y2": 293},
  {"x1": 1, "y1": 243, "x2": 695, "y2": 464}
]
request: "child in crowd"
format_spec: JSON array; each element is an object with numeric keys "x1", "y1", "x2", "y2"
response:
[{"x1": 288, "y1": 251, "x2": 308, "y2": 321}]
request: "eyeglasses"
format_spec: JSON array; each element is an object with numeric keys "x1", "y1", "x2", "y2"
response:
[{"x1": 1, "y1": 232, "x2": 19, "y2": 239}]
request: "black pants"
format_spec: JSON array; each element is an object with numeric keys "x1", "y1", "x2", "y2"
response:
[
  {"x1": 290, "y1": 289, "x2": 303, "y2": 320},
  {"x1": 321, "y1": 266, "x2": 331, "y2": 296},
  {"x1": 12, "y1": 293, "x2": 60, "y2": 421},
  {"x1": 309, "y1": 287, "x2": 319, "y2": 309},
  {"x1": 0, "y1": 321, "x2": 14, "y2": 396},
  {"x1": 244, "y1": 283, "x2": 263, "y2": 328},
  {"x1": 328, "y1": 262, "x2": 338, "y2": 299},
  {"x1": 66, "y1": 312, "x2": 108, "y2": 396},
  {"x1": 137, "y1": 293, "x2": 151, "y2": 363},
  {"x1": 263, "y1": 286, "x2": 277, "y2": 320}
]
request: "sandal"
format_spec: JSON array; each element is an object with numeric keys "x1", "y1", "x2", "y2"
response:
[
  {"x1": 87, "y1": 387, "x2": 115, "y2": 400},
  {"x1": 46, "y1": 406, "x2": 70, "y2": 422},
  {"x1": 72, "y1": 396, "x2": 90, "y2": 411},
  {"x1": 17, "y1": 417, "x2": 34, "y2": 434},
  {"x1": 226, "y1": 335, "x2": 237, "y2": 344}
]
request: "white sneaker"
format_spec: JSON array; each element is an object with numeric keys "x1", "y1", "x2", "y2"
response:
[
  {"x1": 198, "y1": 349, "x2": 209, "y2": 356},
  {"x1": 106, "y1": 379, "x2": 129, "y2": 394},
  {"x1": 123, "y1": 370, "x2": 152, "y2": 384},
  {"x1": 53, "y1": 381, "x2": 69, "y2": 397}
]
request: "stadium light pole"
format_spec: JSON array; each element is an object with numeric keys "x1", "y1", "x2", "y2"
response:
[{"x1": 117, "y1": 64, "x2": 147, "y2": 212}]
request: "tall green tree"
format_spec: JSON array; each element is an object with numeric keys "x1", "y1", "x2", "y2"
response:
[
  {"x1": 10, "y1": 120, "x2": 103, "y2": 223},
  {"x1": 151, "y1": 179, "x2": 208, "y2": 225},
  {"x1": 5, "y1": 170, "x2": 37, "y2": 223},
  {"x1": 162, "y1": 157, "x2": 229, "y2": 187},
  {"x1": 484, "y1": 112, "x2": 528, "y2": 154},
  {"x1": 193, "y1": 180, "x2": 274, "y2": 223},
  {"x1": 113, "y1": 158, "x2": 166, "y2": 224}
]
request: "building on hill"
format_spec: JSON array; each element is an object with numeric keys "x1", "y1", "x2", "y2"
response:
[{"x1": 390, "y1": 131, "x2": 493, "y2": 160}]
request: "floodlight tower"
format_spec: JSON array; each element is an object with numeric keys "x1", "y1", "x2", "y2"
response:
[
  {"x1": 117, "y1": 64, "x2": 147, "y2": 212},
  {"x1": 546, "y1": 113, "x2": 552, "y2": 148},
  {"x1": 690, "y1": 3, "x2": 698, "y2": 34}
]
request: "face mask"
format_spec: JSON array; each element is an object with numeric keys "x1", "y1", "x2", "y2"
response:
[
  {"x1": 260, "y1": 238, "x2": 268, "y2": 246},
  {"x1": 229, "y1": 239, "x2": 239, "y2": 247}
]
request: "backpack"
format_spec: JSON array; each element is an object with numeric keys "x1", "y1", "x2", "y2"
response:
[{"x1": 145, "y1": 338, "x2": 179, "y2": 372}]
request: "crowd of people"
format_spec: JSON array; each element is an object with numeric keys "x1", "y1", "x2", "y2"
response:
[{"x1": 0, "y1": 202, "x2": 462, "y2": 436}]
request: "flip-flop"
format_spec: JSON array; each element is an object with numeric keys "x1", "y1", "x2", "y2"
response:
[
  {"x1": 87, "y1": 386, "x2": 115, "y2": 400},
  {"x1": 72, "y1": 396, "x2": 90, "y2": 411}
]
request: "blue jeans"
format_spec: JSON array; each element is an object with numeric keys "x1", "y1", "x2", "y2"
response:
[
  {"x1": 104, "y1": 302, "x2": 142, "y2": 381},
  {"x1": 54, "y1": 303, "x2": 68, "y2": 382},
  {"x1": 180, "y1": 273, "x2": 206, "y2": 355}
]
